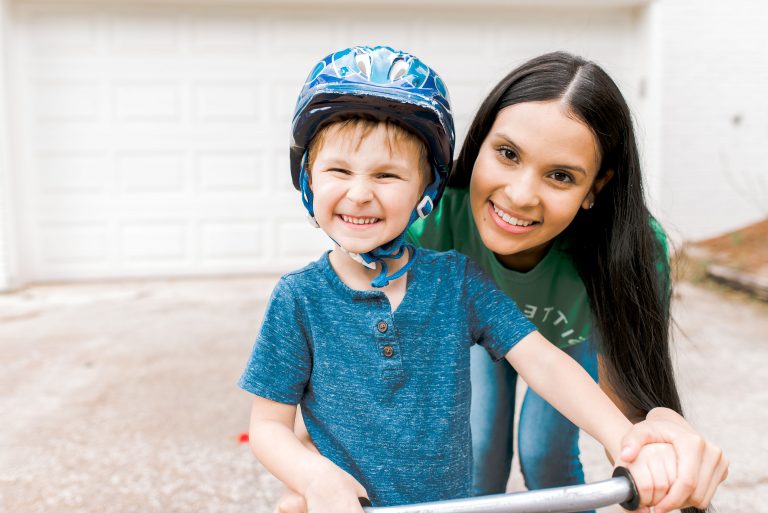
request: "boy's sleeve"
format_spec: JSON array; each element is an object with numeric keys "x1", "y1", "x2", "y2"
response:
[
  {"x1": 462, "y1": 257, "x2": 537, "y2": 361},
  {"x1": 238, "y1": 277, "x2": 312, "y2": 405}
]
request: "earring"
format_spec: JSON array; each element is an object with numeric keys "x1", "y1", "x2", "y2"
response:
[{"x1": 582, "y1": 191, "x2": 596, "y2": 210}]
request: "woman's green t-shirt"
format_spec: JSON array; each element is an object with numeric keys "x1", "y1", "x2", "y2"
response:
[{"x1": 407, "y1": 187, "x2": 592, "y2": 349}]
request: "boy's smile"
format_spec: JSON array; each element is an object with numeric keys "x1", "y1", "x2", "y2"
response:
[
  {"x1": 309, "y1": 123, "x2": 425, "y2": 258},
  {"x1": 339, "y1": 214, "x2": 380, "y2": 227}
]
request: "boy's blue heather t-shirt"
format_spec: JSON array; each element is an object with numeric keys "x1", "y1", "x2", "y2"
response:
[{"x1": 239, "y1": 248, "x2": 536, "y2": 507}]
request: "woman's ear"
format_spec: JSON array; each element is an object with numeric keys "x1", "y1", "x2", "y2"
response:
[{"x1": 582, "y1": 169, "x2": 614, "y2": 209}]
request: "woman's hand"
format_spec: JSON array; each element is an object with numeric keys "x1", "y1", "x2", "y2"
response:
[{"x1": 619, "y1": 407, "x2": 729, "y2": 512}]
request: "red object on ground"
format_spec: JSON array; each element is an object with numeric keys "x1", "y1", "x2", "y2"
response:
[{"x1": 238, "y1": 432, "x2": 249, "y2": 443}]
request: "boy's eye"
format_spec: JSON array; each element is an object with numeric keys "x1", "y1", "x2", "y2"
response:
[
  {"x1": 376, "y1": 173, "x2": 401, "y2": 180},
  {"x1": 548, "y1": 170, "x2": 574, "y2": 184}
]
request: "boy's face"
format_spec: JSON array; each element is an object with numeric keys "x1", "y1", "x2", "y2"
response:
[{"x1": 309, "y1": 124, "x2": 425, "y2": 256}]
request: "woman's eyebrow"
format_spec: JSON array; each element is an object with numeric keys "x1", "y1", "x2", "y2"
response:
[
  {"x1": 492, "y1": 132, "x2": 518, "y2": 147},
  {"x1": 491, "y1": 132, "x2": 524, "y2": 155}
]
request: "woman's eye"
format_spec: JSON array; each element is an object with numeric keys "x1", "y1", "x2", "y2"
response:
[
  {"x1": 549, "y1": 171, "x2": 574, "y2": 184},
  {"x1": 498, "y1": 147, "x2": 518, "y2": 162}
]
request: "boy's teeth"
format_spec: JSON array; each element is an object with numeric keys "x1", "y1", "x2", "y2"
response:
[
  {"x1": 493, "y1": 204, "x2": 534, "y2": 227},
  {"x1": 341, "y1": 215, "x2": 379, "y2": 225}
]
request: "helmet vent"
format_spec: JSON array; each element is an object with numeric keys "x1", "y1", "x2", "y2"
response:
[
  {"x1": 389, "y1": 59, "x2": 409, "y2": 81},
  {"x1": 355, "y1": 53, "x2": 372, "y2": 78}
]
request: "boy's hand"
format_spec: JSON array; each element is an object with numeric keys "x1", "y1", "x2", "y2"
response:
[
  {"x1": 617, "y1": 443, "x2": 676, "y2": 513},
  {"x1": 304, "y1": 467, "x2": 368, "y2": 513},
  {"x1": 273, "y1": 488, "x2": 306, "y2": 513}
]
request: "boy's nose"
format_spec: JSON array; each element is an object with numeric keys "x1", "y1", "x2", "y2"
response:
[{"x1": 346, "y1": 180, "x2": 374, "y2": 204}]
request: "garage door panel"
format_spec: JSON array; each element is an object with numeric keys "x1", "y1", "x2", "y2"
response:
[
  {"x1": 25, "y1": 11, "x2": 100, "y2": 53},
  {"x1": 116, "y1": 152, "x2": 185, "y2": 193},
  {"x1": 113, "y1": 80, "x2": 182, "y2": 122},
  {"x1": 121, "y1": 222, "x2": 189, "y2": 260},
  {"x1": 34, "y1": 79, "x2": 104, "y2": 122},
  {"x1": 194, "y1": 81, "x2": 263, "y2": 122},
  {"x1": 108, "y1": 12, "x2": 183, "y2": 53},
  {"x1": 38, "y1": 152, "x2": 110, "y2": 193},
  {"x1": 200, "y1": 221, "x2": 264, "y2": 260},
  {"x1": 41, "y1": 223, "x2": 112, "y2": 262},
  {"x1": 197, "y1": 153, "x2": 263, "y2": 191},
  {"x1": 188, "y1": 16, "x2": 263, "y2": 52}
]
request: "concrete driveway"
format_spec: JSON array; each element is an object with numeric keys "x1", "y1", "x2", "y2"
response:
[{"x1": 0, "y1": 277, "x2": 765, "y2": 513}]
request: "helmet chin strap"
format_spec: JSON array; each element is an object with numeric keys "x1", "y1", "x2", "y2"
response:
[{"x1": 299, "y1": 155, "x2": 436, "y2": 288}]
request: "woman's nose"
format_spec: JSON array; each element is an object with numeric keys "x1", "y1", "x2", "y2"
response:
[{"x1": 503, "y1": 169, "x2": 541, "y2": 208}]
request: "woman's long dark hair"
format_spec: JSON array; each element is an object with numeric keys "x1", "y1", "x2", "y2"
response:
[{"x1": 452, "y1": 52, "x2": 701, "y2": 513}]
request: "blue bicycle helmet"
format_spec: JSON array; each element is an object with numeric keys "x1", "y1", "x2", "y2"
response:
[{"x1": 290, "y1": 45, "x2": 455, "y2": 287}]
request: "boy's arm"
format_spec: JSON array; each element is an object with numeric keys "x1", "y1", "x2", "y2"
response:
[
  {"x1": 293, "y1": 406, "x2": 319, "y2": 453},
  {"x1": 503, "y1": 331, "x2": 632, "y2": 462},
  {"x1": 249, "y1": 396, "x2": 367, "y2": 513}
]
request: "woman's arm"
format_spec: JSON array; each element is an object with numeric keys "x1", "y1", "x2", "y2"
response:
[
  {"x1": 598, "y1": 356, "x2": 730, "y2": 513},
  {"x1": 248, "y1": 396, "x2": 368, "y2": 513}
]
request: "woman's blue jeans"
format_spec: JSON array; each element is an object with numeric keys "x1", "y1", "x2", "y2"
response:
[{"x1": 469, "y1": 341, "x2": 599, "y2": 513}]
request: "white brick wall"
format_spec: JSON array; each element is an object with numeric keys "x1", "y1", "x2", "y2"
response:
[{"x1": 656, "y1": 0, "x2": 768, "y2": 241}]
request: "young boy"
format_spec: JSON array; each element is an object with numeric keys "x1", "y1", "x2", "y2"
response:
[{"x1": 239, "y1": 46, "x2": 636, "y2": 512}]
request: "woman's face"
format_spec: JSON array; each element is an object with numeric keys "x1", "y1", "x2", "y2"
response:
[{"x1": 469, "y1": 100, "x2": 609, "y2": 271}]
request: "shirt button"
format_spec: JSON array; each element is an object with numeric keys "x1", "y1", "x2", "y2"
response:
[
  {"x1": 383, "y1": 345, "x2": 395, "y2": 357},
  {"x1": 377, "y1": 321, "x2": 388, "y2": 333}
]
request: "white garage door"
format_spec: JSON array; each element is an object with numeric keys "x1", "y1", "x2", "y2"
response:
[{"x1": 10, "y1": 2, "x2": 647, "y2": 281}]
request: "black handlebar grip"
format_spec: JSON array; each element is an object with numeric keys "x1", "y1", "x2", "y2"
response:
[
  {"x1": 359, "y1": 497, "x2": 372, "y2": 508},
  {"x1": 612, "y1": 466, "x2": 640, "y2": 510}
]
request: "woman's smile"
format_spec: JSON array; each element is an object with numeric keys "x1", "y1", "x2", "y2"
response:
[{"x1": 488, "y1": 201, "x2": 539, "y2": 234}]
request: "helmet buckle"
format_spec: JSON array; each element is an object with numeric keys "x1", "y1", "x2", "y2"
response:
[{"x1": 416, "y1": 196, "x2": 434, "y2": 219}]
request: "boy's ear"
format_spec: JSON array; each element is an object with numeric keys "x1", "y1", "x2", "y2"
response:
[{"x1": 582, "y1": 169, "x2": 614, "y2": 210}]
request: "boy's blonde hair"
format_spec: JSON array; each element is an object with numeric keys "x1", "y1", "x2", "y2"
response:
[{"x1": 306, "y1": 117, "x2": 432, "y2": 190}]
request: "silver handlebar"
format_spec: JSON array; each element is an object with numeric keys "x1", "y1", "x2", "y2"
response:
[{"x1": 363, "y1": 469, "x2": 638, "y2": 513}]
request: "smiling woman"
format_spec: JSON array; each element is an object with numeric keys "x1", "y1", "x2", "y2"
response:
[{"x1": 407, "y1": 51, "x2": 728, "y2": 513}]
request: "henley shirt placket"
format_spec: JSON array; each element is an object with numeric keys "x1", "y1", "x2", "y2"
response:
[{"x1": 371, "y1": 298, "x2": 404, "y2": 381}]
